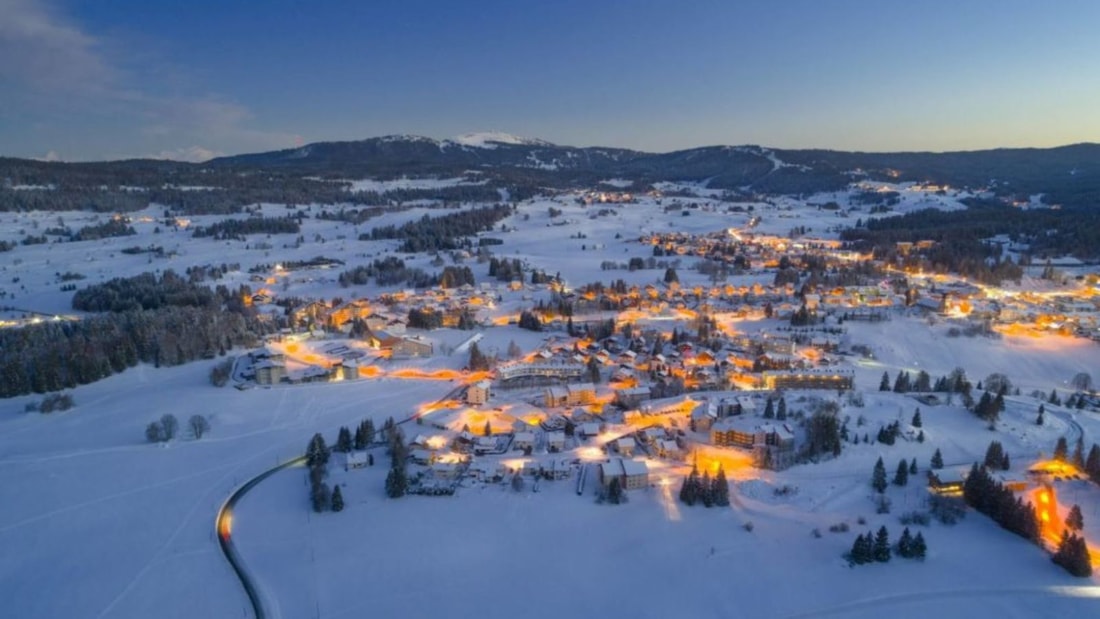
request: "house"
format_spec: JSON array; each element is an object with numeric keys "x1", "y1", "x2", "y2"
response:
[
  {"x1": 599, "y1": 458, "x2": 650, "y2": 490},
  {"x1": 410, "y1": 448, "x2": 434, "y2": 465},
  {"x1": 614, "y1": 386, "x2": 652, "y2": 409},
  {"x1": 616, "y1": 436, "x2": 636, "y2": 457},
  {"x1": 711, "y1": 417, "x2": 797, "y2": 470},
  {"x1": 579, "y1": 422, "x2": 603, "y2": 439},
  {"x1": 513, "y1": 432, "x2": 536, "y2": 452},
  {"x1": 547, "y1": 431, "x2": 566, "y2": 452},
  {"x1": 467, "y1": 380, "x2": 491, "y2": 405},
  {"x1": 761, "y1": 369, "x2": 854, "y2": 391},
  {"x1": 544, "y1": 386, "x2": 570, "y2": 408},
  {"x1": 254, "y1": 358, "x2": 285, "y2": 385},
  {"x1": 563, "y1": 383, "x2": 597, "y2": 406},
  {"x1": 656, "y1": 439, "x2": 683, "y2": 459},
  {"x1": 927, "y1": 468, "x2": 968, "y2": 496},
  {"x1": 393, "y1": 336, "x2": 433, "y2": 358},
  {"x1": 343, "y1": 451, "x2": 368, "y2": 470}
]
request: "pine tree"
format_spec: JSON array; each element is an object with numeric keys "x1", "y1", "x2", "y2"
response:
[
  {"x1": 873, "y1": 526, "x2": 892, "y2": 562},
  {"x1": 1085, "y1": 444, "x2": 1100, "y2": 483},
  {"x1": 331, "y1": 485, "x2": 344, "y2": 512},
  {"x1": 713, "y1": 466, "x2": 730, "y2": 506},
  {"x1": 1054, "y1": 437, "x2": 1069, "y2": 462},
  {"x1": 1049, "y1": 389, "x2": 1060, "y2": 405},
  {"x1": 1036, "y1": 405, "x2": 1045, "y2": 426},
  {"x1": 911, "y1": 409, "x2": 922, "y2": 428},
  {"x1": 894, "y1": 459, "x2": 909, "y2": 486},
  {"x1": 1053, "y1": 532, "x2": 1093, "y2": 577},
  {"x1": 336, "y1": 426, "x2": 352, "y2": 453},
  {"x1": 777, "y1": 398, "x2": 787, "y2": 421},
  {"x1": 893, "y1": 371, "x2": 910, "y2": 393},
  {"x1": 983, "y1": 441, "x2": 1004, "y2": 470},
  {"x1": 1072, "y1": 437, "x2": 1085, "y2": 469},
  {"x1": 872, "y1": 457, "x2": 888, "y2": 493},
  {"x1": 849, "y1": 534, "x2": 866, "y2": 567},
  {"x1": 701, "y1": 471, "x2": 714, "y2": 508},
  {"x1": 917, "y1": 430, "x2": 925, "y2": 443},
  {"x1": 909, "y1": 458, "x2": 918, "y2": 475},
  {"x1": 911, "y1": 531, "x2": 927, "y2": 560},
  {"x1": 484, "y1": 420, "x2": 492, "y2": 437},
  {"x1": 879, "y1": 372, "x2": 891, "y2": 391},
  {"x1": 1066, "y1": 504, "x2": 1085, "y2": 531},
  {"x1": 897, "y1": 527, "x2": 914, "y2": 558},
  {"x1": 306, "y1": 433, "x2": 330, "y2": 467},
  {"x1": 311, "y1": 481, "x2": 330, "y2": 512},
  {"x1": 931, "y1": 448, "x2": 944, "y2": 469},
  {"x1": 353, "y1": 425, "x2": 365, "y2": 450},
  {"x1": 608, "y1": 477, "x2": 623, "y2": 504},
  {"x1": 385, "y1": 467, "x2": 407, "y2": 498},
  {"x1": 763, "y1": 398, "x2": 775, "y2": 419}
]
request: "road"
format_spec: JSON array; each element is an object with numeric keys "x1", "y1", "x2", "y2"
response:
[
  {"x1": 216, "y1": 455, "x2": 307, "y2": 619},
  {"x1": 214, "y1": 382, "x2": 466, "y2": 618}
]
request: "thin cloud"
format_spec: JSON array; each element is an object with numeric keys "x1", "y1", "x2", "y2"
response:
[{"x1": 0, "y1": 0, "x2": 299, "y2": 157}]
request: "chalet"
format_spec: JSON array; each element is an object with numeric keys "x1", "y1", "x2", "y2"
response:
[
  {"x1": 656, "y1": 439, "x2": 683, "y2": 459},
  {"x1": 927, "y1": 468, "x2": 968, "y2": 496},
  {"x1": 579, "y1": 422, "x2": 603, "y2": 439},
  {"x1": 467, "y1": 380, "x2": 491, "y2": 405},
  {"x1": 761, "y1": 369, "x2": 854, "y2": 391},
  {"x1": 393, "y1": 336, "x2": 433, "y2": 358},
  {"x1": 614, "y1": 386, "x2": 652, "y2": 409},
  {"x1": 544, "y1": 386, "x2": 570, "y2": 408},
  {"x1": 254, "y1": 358, "x2": 285, "y2": 385},
  {"x1": 711, "y1": 418, "x2": 796, "y2": 470},
  {"x1": 547, "y1": 431, "x2": 566, "y2": 452},
  {"x1": 546, "y1": 458, "x2": 573, "y2": 480},
  {"x1": 343, "y1": 451, "x2": 368, "y2": 470},
  {"x1": 513, "y1": 432, "x2": 536, "y2": 452},
  {"x1": 615, "y1": 436, "x2": 636, "y2": 457},
  {"x1": 543, "y1": 383, "x2": 596, "y2": 408},
  {"x1": 599, "y1": 458, "x2": 650, "y2": 490}
]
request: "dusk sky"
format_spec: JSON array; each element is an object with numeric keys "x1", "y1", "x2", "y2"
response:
[{"x1": 3, "y1": 0, "x2": 1099, "y2": 161}]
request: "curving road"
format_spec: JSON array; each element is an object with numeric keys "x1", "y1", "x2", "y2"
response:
[
  {"x1": 215, "y1": 384, "x2": 466, "y2": 618},
  {"x1": 216, "y1": 455, "x2": 307, "y2": 619}
]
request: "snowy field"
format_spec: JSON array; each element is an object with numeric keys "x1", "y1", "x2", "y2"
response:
[{"x1": 1, "y1": 180, "x2": 1099, "y2": 618}]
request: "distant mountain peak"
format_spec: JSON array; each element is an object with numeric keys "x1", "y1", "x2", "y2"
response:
[{"x1": 448, "y1": 132, "x2": 554, "y2": 149}]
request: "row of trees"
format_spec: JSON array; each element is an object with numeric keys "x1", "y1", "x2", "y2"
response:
[
  {"x1": 846, "y1": 526, "x2": 926, "y2": 565},
  {"x1": 364, "y1": 204, "x2": 513, "y2": 252},
  {"x1": 191, "y1": 215, "x2": 301, "y2": 239},
  {"x1": 0, "y1": 305, "x2": 262, "y2": 397},
  {"x1": 678, "y1": 464, "x2": 731, "y2": 508},
  {"x1": 146, "y1": 413, "x2": 209, "y2": 442}
]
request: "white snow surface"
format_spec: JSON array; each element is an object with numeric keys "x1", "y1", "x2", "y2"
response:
[
  {"x1": 448, "y1": 131, "x2": 553, "y2": 149},
  {"x1": 1, "y1": 186, "x2": 1099, "y2": 618}
]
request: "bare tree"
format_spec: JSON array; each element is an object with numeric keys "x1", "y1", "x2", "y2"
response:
[
  {"x1": 189, "y1": 415, "x2": 210, "y2": 439},
  {"x1": 1071, "y1": 372, "x2": 1093, "y2": 393},
  {"x1": 160, "y1": 414, "x2": 179, "y2": 440}
]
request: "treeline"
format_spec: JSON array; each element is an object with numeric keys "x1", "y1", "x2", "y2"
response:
[
  {"x1": 363, "y1": 204, "x2": 513, "y2": 252},
  {"x1": 0, "y1": 306, "x2": 261, "y2": 397},
  {"x1": 72, "y1": 218, "x2": 137, "y2": 241},
  {"x1": 0, "y1": 182, "x2": 511, "y2": 220},
  {"x1": 962, "y1": 463, "x2": 1039, "y2": 542},
  {"x1": 73, "y1": 271, "x2": 219, "y2": 312},
  {"x1": 191, "y1": 215, "x2": 301, "y2": 239},
  {"x1": 844, "y1": 201, "x2": 1100, "y2": 267},
  {"x1": 338, "y1": 257, "x2": 436, "y2": 288}
]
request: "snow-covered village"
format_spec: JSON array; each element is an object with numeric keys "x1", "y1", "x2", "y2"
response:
[{"x1": 5, "y1": 3, "x2": 1100, "y2": 619}]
